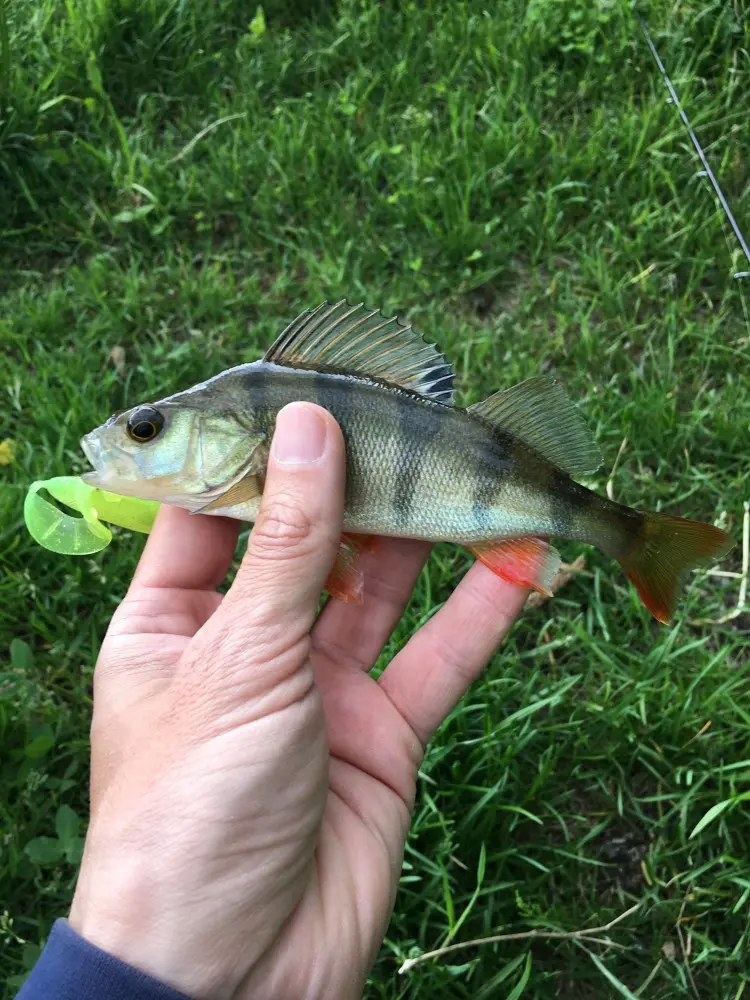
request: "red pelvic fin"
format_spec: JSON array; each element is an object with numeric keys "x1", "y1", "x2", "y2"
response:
[
  {"x1": 324, "y1": 533, "x2": 376, "y2": 604},
  {"x1": 469, "y1": 538, "x2": 562, "y2": 595},
  {"x1": 341, "y1": 532, "x2": 377, "y2": 555}
]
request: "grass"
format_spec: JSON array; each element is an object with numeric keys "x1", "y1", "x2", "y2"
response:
[{"x1": 1, "y1": 0, "x2": 749, "y2": 995}]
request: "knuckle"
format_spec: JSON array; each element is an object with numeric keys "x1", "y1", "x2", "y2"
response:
[
  {"x1": 250, "y1": 497, "x2": 315, "y2": 560},
  {"x1": 178, "y1": 618, "x2": 313, "y2": 716},
  {"x1": 200, "y1": 617, "x2": 248, "y2": 664}
]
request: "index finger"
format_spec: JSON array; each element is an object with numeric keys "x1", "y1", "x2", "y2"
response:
[{"x1": 132, "y1": 505, "x2": 240, "y2": 592}]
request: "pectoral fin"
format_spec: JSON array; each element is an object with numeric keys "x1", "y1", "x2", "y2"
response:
[
  {"x1": 192, "y1": 441, "x2": 269, "y2": 515},
  {"x1": 469, "y1": 538, "x2": 562, "y2": 595},
  {"x1": 194, "y1": 471, "x2": 264, "y2": 513}
]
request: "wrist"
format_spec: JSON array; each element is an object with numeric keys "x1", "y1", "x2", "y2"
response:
[{"x1": 69, "y1": 857, "x2": 236, "y2": 1000}]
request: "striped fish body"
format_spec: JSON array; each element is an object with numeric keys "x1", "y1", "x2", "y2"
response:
[
  {"x1": 81, "y1": 299, "x2": 732, "y2": 623},
  {"x1": 204, "y1": 362, "x2": 617, "y2": 550}
]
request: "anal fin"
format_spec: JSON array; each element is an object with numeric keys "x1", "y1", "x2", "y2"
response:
[{"x1": 469, "y1": 538, "x2": 562, "y2": 596}]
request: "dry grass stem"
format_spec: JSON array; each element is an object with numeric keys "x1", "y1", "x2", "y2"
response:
[
  {"x1": 689, "y1": 501, "x2": 748, "y2": 626},
  {"x1": 398, "y1": 902, "x2": 642, "y2": 974},
  {"x1": 525, "y1": 555, "x2": 587, "y2": 609},
  {"x1": 606, "y1": 436, "x2": 629, "y2": 501}
]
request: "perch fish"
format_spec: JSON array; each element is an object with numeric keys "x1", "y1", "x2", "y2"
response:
[{"x1": 81, "y1": 300, "x2": 732, "y2": 622}]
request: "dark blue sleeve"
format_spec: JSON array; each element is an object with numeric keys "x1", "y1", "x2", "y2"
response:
[{"x1": 16, "y1": 919, "x2": 192, "y2": 1000}]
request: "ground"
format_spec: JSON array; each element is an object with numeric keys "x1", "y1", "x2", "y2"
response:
[{"x1": 1, "y1": 0, "x2": 749, "y2": 996}]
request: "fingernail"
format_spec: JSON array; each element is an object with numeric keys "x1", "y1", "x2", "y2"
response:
[{"x1": 271, "y1": 403, "x2": 328, "y2": 465}]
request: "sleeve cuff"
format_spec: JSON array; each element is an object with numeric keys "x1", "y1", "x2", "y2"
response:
[{"x1": 16, "y1": 919, "x2": 192, "y2": 1000}]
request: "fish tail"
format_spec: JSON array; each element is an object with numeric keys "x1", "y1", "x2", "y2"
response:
[{"x1": 610, "y1": 511, "x2": 732, "y2": 623}]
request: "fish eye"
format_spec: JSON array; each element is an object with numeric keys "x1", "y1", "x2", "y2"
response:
[{"x1": 126, "y1": 406, "x2": 165, "y2": 443}]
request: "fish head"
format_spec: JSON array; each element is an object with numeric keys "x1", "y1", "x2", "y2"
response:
[{"x1": 81, "y1": 386, "x2": 260, "y2": 510}]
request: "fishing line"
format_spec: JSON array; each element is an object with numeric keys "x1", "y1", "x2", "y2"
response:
[{"x1": 638, "y1": 15, "x2": 750, "y2": 281}]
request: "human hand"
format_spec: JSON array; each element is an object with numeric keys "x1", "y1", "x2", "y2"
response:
[{"x1": 68, "y1": 402, "x2": 529, "y2": 1000}]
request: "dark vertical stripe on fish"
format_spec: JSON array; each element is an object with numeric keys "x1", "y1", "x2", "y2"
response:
[
  {"x1": 312, "y1": 370, "x2": 331, "y2": 413},
  {"x1": 545, "y1": 468, "x2": 575, "y2": 537},
  {"x1": 392, "y1": 388, "x2": 429, "y2": 527},
  {"x1": 314, "y1": 369, "x2": 349, "y2": 431},
  {"x1": 470, "y1": 432, "x2": 505, "y2": 537},
  {"x1": 245, "y1": 365, "x2": 271, "y2": 438},
  {"x1": 548, "y1": 467, "x2": 595, "y2": 538},
  {"x1": 315, "y1": 373, "x2": 363, "y2": 515}
]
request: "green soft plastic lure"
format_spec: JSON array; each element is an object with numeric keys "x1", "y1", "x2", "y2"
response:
[{"x1": 24, "y1": 477, "x2": 159, "y2": 555}]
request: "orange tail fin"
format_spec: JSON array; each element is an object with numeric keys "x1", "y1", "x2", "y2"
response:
[{"x1": 618, "y1": 513, "x2": 732, "y2": 623}]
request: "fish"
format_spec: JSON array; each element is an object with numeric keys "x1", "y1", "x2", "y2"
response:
[{"x1": 81, "y1": 299, "x2": 732, "y2": 623}]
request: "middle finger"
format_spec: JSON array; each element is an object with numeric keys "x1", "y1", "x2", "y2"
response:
[{"x1": 311, "y1": 537, "x2": 431, "y2": 672}]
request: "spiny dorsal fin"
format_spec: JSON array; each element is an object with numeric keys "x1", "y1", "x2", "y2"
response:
[
  {"x1": 468, "y1": 376, "x2": 603, "y2": 477},
  {"x1": 264, "y1": 300, "x2": 455, "y2": 405}
]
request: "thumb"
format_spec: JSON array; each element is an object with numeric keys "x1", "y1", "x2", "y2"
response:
[{"x1": 183, "y1": 401, "x2": 346, "y2": 696}]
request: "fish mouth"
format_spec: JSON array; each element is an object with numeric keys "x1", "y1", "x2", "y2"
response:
[
  {"x1": 80, "y1": 432, "x2": 136, "y2": 487},
  {"x1": 80, "y1": 433, "x2": 101, "y2": 470},
  {"x1": 80, "y1": 433, "x2": 113, "y2": 486}
]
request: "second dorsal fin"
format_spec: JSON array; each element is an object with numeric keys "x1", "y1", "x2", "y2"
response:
[
  {"x1": 264, "y1": 300, "x2": 455, "y2": 404},
  {"x1": 468, "y1": 375, "x2": 603, "y2": 477}
]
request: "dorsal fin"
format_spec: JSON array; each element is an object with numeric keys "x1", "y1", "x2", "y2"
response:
[
  {"x1": 264, "y1": 300, "x2": 455, "y2": 404},
  {"x1": 468, "y1": 376, "x2": 603, "y2": 477}
]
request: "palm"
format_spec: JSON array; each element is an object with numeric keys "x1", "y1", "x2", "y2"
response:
[
  {"x1": 241, "y1": 664, "x2": 417, "y2": 996},
  {"x1": 95, "y1": 510, "x2": 527, "y2": 998},
  {"x1": 96, "y1": 586, "x2": 222, "y2": 708},
  {"x1": 101, "y1": 541, "x2": 426, "y2": 993}
]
